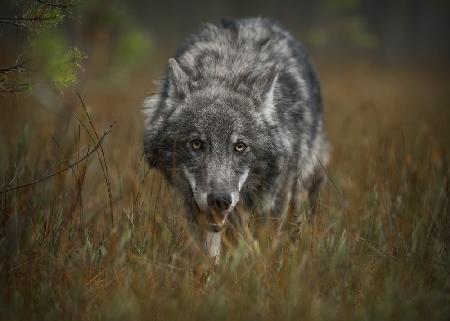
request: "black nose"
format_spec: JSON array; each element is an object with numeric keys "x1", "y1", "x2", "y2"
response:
[{"x1": 207, "y1": 193, "x2": 232, "y2": 212}]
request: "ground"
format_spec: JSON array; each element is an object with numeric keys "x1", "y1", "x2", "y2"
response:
[{"x1": 0, "y1": 61, "x2": 449, "y2": 321}]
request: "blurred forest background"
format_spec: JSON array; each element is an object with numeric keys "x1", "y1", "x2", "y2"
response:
[
  {"x1": 0, "y1": 1, "x2": 449, "y2": 320},
  {"x1": 1, "y1": 0, "x2": 450, "y2": 93}
]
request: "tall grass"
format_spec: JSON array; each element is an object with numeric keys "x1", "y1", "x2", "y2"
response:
[{"x1": 0, "y1": 62, "x2": 449, "y2": 320}]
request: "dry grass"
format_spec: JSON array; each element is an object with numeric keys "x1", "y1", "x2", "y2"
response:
[{"x1": 0, "y1": 61, "x2": 449, "y2": 321}]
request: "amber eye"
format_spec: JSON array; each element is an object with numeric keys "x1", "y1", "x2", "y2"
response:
[
  {"x1": 191, "y1": 139, "x2": 202, "y2": 150},
  {"x1": 235, "y1": 142, "x2": 247, "y2": 152}
]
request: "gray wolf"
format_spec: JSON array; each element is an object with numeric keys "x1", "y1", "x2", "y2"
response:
[{"x1": 143, "y1": 18, "x2": 330, "y2": 262}]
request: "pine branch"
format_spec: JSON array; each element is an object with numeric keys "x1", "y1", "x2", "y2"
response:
[
  {"x1": 0, "y1": 16, "x2": 58, "y2": 29},
  {"x1": 36, "y1": 0, "x2": 76, "y2": 9},
  {"x1": 0, "y1": 82, "x2": 32, "y2": 93},
  {"x1": 0, "y1": 17, "x2": 57, "y2": 21}
]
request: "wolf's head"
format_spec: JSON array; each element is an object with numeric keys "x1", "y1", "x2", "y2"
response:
[{"x1": 144, "y1": 58, "x2": 289, "y2": 231}]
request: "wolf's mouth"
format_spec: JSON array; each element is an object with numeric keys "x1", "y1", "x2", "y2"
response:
[
  {"x1": 203, "y1": 210, "x2": 230, "y2": 232},
  {"x1": 208, "y1": 222, "x2": 226, "y2": 232},
  {"x1": 206, "y1": 210, "x2": 228, "y2": 225}
]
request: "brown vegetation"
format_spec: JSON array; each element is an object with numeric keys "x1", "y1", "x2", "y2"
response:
[{"x1": 0, "y1": 61, "x2": 449, "y2": 320}]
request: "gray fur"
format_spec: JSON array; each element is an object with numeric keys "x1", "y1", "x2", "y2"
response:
[{"x1": 143, "y1": 18, "x2": 330, "y2": 260}]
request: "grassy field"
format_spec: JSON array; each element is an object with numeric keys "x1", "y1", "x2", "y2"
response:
[{"x1": 0, "y1": 62, "x2": 449, "y2": 321}]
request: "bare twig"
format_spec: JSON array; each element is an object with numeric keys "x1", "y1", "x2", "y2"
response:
[
  {"x1": 0, "y1": 125, "x2": 113, "y2": 194},
  {"x1": 0, "y1": 20, "x2": 23, "y2": 28},
  {"x1": 0, "y1": 63, "x2": 25, "y2": 74},
  {"x1": 76, "y1": 92, "x2": 115, "y2": 227},
  {"x1": 48, "y1": 144, "x2": 91, "y2": 170}
]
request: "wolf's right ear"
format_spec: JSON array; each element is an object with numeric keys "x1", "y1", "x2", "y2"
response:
[{"x1": 167, "y1": 58, "x2": 189, "y2": 100}]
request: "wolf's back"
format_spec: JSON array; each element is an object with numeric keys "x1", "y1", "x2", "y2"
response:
[{"x1": 171, "y1": 18, "x2": 324, "y2": 144}]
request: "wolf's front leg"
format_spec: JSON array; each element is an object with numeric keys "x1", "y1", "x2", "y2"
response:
[{"x1": 203, "y1": 231, "x2": 222, "y2": 264}]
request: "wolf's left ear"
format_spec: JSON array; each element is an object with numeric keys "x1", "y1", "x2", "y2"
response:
[
  {"x1": 167, "y1": 58, "x2": 190, "y2": 100},
  {"x1": 257, "y1": 65, "x2": 279, "y2": 121}
]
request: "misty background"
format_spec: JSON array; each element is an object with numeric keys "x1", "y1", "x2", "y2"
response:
[{"x1": 2, "y1": 0, "x2": 450, "y2": 89}]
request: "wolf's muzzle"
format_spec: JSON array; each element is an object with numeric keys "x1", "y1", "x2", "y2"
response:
[{"x1": 207, "y1": 192, "x2": 232, "y2": 213}]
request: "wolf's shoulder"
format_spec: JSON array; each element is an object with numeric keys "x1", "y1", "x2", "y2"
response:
[{"x1": 175, "y1": 17, "x2": 293, "y2": 56}]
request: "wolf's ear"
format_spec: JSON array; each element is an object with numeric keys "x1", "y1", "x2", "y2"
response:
[
  {"x1": 256, "y1": 65, "x2": 279, "y2": 121},
  {"x1": 167, "y1": 58, "x2": 190, "y2": 100}
]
